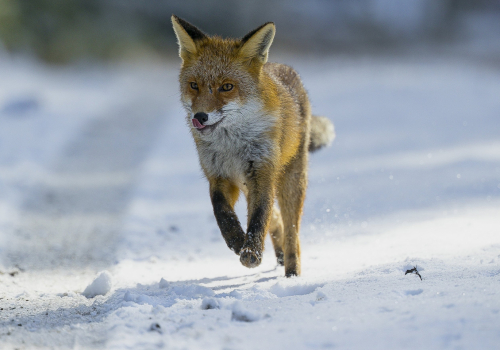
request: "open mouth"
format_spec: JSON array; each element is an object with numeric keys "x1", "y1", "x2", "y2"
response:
[{"x1": 192, "y1": 117, "x2": 225, "y2": 131}]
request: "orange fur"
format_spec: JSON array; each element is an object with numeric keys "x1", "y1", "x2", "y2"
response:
[{"x1": 172, "y1": 15, "x2": 333, "y2": 276}]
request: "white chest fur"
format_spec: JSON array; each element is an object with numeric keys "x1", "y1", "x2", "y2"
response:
[{"x1": 194, "y1": 100, "x2": 275, "y2": 185}]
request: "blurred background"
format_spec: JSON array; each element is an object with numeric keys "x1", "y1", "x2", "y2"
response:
[{"x1": 1, "y1": 0, "x2": 500, "y2": 63}]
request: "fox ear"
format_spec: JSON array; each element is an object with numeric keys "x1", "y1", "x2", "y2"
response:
[
  {"x1": 239, "y1": 22, "x2": 275, "y2": 65},
  {"x1": 171, "y1": 15, "x2": 207, "y2": 60}
]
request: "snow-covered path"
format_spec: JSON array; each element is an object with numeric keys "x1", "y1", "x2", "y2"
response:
[{"x1": 0, "y1": 53, "x2": 499, "y2": 349}]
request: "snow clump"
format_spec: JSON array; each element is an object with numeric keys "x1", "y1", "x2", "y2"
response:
[
  {"x1": 159, "y1": 278, "x2": 169, "y2": 289},
  {"x1": 82, "y1": 271, "x2": 112, "y2": 298},
  {"x1": 201, "y1": 297, "x2": 220, "y2": 310},
  {"x1": 231, "y1": 301, "x2": 260, "y2": 322}
]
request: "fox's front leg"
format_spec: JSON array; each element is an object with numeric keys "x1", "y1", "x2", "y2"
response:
[
  {"x1": 239, "y1": 172, "x2": 275, "y2": 268},
  {"x1": 210, "y1": 178, "x2": 245, "y2": 254}
]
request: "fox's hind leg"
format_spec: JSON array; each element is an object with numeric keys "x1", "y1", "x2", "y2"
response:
[
  {"x1": 269, "y1": 204, "x2": 284, "y2": 266},
  {"x1": 277, "y1": 148, "x2": 308, "y2": 277}
]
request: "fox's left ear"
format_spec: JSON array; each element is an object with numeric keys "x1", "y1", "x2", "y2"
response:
[{"x1": 239, "y1": 22, "x2": 276, "y2": 65}]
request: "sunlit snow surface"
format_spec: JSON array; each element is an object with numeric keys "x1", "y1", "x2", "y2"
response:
[{"x1": 0, "y1": 52, "x2": 499, "y2": 349}]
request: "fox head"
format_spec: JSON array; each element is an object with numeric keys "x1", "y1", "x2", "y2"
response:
[{"x1": 171, "y1": 15, "x2": 276, "y2": 135}]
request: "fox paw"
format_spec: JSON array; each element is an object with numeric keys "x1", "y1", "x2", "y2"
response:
[
  {"x1": 226, "y1": 237, "x2": 244, "y2": 255},
  {"x1": 239, "y1": 247, "x2": 262, "y2": 268},
  {"x1": 285, "y1": 267, "x2": 299, "y2": 277},
  {"x1": 284, "y1": 253, "x2": 301, "y2": 277}
]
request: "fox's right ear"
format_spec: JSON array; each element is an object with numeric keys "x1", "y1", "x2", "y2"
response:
[{"x1": 171, "y1": 15, "x2": 206, "y2": 61}]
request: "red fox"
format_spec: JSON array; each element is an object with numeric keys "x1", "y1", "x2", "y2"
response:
[{"x1": 172, "y1": 15, "x2": 334, "y2": 277}]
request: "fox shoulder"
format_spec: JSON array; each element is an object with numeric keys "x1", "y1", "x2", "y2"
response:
[{"x1": 263, "y1": 63, "x2": 305, "y2": 98}]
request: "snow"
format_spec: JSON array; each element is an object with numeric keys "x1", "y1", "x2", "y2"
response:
[
  {"x1": 82, "y1": 271, "x2": 113, "y2": 298},
  {"x1": 0, "y1": 51, "x2": 499, "y2": 349},
  {"x1": 231, "y1": 301, "x2": 262, "y2": 322},
  {"x1": 201, "y1": 297, "x2": 220, "y2": 310}
]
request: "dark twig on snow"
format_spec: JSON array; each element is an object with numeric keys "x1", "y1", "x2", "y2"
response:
[
  {"x1": 405, "y1": 266, "x2": 422, "y2": 280},
  {"x1": 149, "y1": 323, "x2": 162, "y2": 334}
]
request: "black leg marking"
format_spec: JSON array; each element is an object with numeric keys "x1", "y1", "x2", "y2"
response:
[
  {"x1": 276, "y1": 250, "x2": 284, "y2": 266},
  {"x1": 247, "y1": 206, "x2": 265, "y2": 240},
  {"x1": 211, "y1": 191, "x2": 245, "y2": 254}
]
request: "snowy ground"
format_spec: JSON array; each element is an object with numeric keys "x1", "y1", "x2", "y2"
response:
[{"x1": 0, "y1": 50, "x2": 499, "y2": 349}]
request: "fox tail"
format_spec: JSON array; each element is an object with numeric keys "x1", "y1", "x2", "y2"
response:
[{"x1": 309, "y1": 115, "x2": 335, "y2": 152}]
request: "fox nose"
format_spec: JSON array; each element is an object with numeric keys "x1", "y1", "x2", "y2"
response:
[{"x1": 194, "y1": 112, "x2": 208, "y2": 125}]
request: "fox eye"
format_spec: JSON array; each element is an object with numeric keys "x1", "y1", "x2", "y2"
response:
[
  {"x1": 221, "y1": 83, "x2": 234, "y2": 92},
  {"x1": 190, "y1": 82, "x2": 198, "y2": 90}
]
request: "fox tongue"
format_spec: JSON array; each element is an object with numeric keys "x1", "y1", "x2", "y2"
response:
[{"x1": 192, "y1": 118, "x2": 206, "y2": 129}]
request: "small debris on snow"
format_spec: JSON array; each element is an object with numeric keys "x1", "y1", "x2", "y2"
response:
[
  {"x1": 405, "y1": 266, "x2": 422, "y2": 280},
  {"x1": 56, "y1": 292, "x2": 75, "y2": 298},
  {"x1": 231, "y1": 302, "x2": 260, "y2": 322},
  {"x1": 316, "y1": 291, "x2": 328, "y2": 301},
  {"x1": 201, "y1": 297, "x2": 220, "y2": 310},
  {"x1": 1, "y1": 266, "x2": 22, "y2": 277},
  {"x1": 310, "y1": 291, "x2": 328, "y2": 306},
  {"x1": 82, "y1": 271, "x2": 112, "y2": 298},
  {"x1": 149, "y1": 323, "x2": 162, "y2": 333}
]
